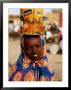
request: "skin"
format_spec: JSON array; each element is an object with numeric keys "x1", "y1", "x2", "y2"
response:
[{"x1": 24, "y1": 37, "x2": 44, "y2": 61}]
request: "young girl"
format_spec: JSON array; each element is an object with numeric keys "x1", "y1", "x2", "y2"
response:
[{"x1": 9, "y1": 35, "x2": 54, "y2": 81}]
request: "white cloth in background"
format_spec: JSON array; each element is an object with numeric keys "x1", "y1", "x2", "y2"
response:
[
  {"x1": 14, "y1": 24, "x2": 20, "y2": 32},
  {"x1": 46, "y1": 31, "x2": 52, "y2": 39},
  {"x1": 49, "y1": 44, "x2": 59, "y2": 55},
  {"x1": 9, "y1": 23, "x2": 14, "y2": 32}
]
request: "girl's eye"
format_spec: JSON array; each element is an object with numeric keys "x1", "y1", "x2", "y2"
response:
[
  {"x1": 35, "y1": 45, "x2": 41, "y2": 48},
  {"x1": 25, "y1": 44, "x2": 41, "y2": 50},
  {"x1": 25, "y1": 47, "x2": 31, "y2": 50}
]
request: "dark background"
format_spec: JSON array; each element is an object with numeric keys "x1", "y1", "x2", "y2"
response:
[{"x1": 0, "y1": 0, "x2": 70, "y2": 89}]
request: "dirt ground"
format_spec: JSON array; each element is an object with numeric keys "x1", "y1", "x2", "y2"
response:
[{"x1": 9, "y1": 38, "x2": 62, "y2": 81}]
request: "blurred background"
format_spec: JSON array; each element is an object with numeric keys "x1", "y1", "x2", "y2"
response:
[{"x1": 8, "y1": 8, "x2": 62, "y2": 81}]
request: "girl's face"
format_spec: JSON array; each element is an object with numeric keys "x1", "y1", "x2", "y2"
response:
[{"x1": 24, "y1": 38, "x2": 44, "y2": 61}]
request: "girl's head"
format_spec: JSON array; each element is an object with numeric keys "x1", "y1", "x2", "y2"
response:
[{"x1": 21, "y1": 35, "x2": 44, "y2": 61}]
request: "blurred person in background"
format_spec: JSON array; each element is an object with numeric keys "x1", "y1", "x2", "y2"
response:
[{"x1": 45, "y1": 21, "x2": 53, "y2": 42}]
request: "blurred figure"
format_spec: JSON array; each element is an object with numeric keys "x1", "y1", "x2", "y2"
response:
[
  {"x1": 9, "y1": 20, "x2": 14, "y2": 32},
  {"x1": 45, "y1": 21, "x2": 53, "y2": 42}
]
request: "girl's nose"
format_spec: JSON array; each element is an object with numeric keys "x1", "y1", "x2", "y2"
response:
[{"x1": 32, "y1": 46, "x2": 37, "y2": 52}]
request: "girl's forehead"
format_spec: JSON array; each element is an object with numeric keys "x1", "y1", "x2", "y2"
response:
[
  {"x1": 24, "y1": 38, "x2": 40, "y2": 44},
  {"x1": 24, "y1": 38, "x2": 44, "y2": 46},
  {"x1": 24, "y1": 37, "x2": 39, "y2": 41},
  {"x1": 21, "y1": 35, "x2": 44, "y2": 46}
]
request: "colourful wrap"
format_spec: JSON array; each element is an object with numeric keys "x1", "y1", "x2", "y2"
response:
[{"x1": 9, "y1": 54, "x2": 54, "y2": 81}]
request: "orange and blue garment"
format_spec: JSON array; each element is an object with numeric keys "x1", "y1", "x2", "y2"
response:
[{"x1": 9, "y1": 54, "x2": 54, "y2": 81}]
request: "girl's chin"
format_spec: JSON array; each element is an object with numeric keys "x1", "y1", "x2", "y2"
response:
[
  {"x1": 28, "y1": 54, "x2": 42, "y2": 61},
  {"x1": 31, "y1": 56, "x2": 42, "y2": 61}
]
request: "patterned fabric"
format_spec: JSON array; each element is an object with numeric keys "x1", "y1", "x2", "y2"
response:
[{"x1": 9, "y1": 53, "x2": 54, "y2": 81}]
